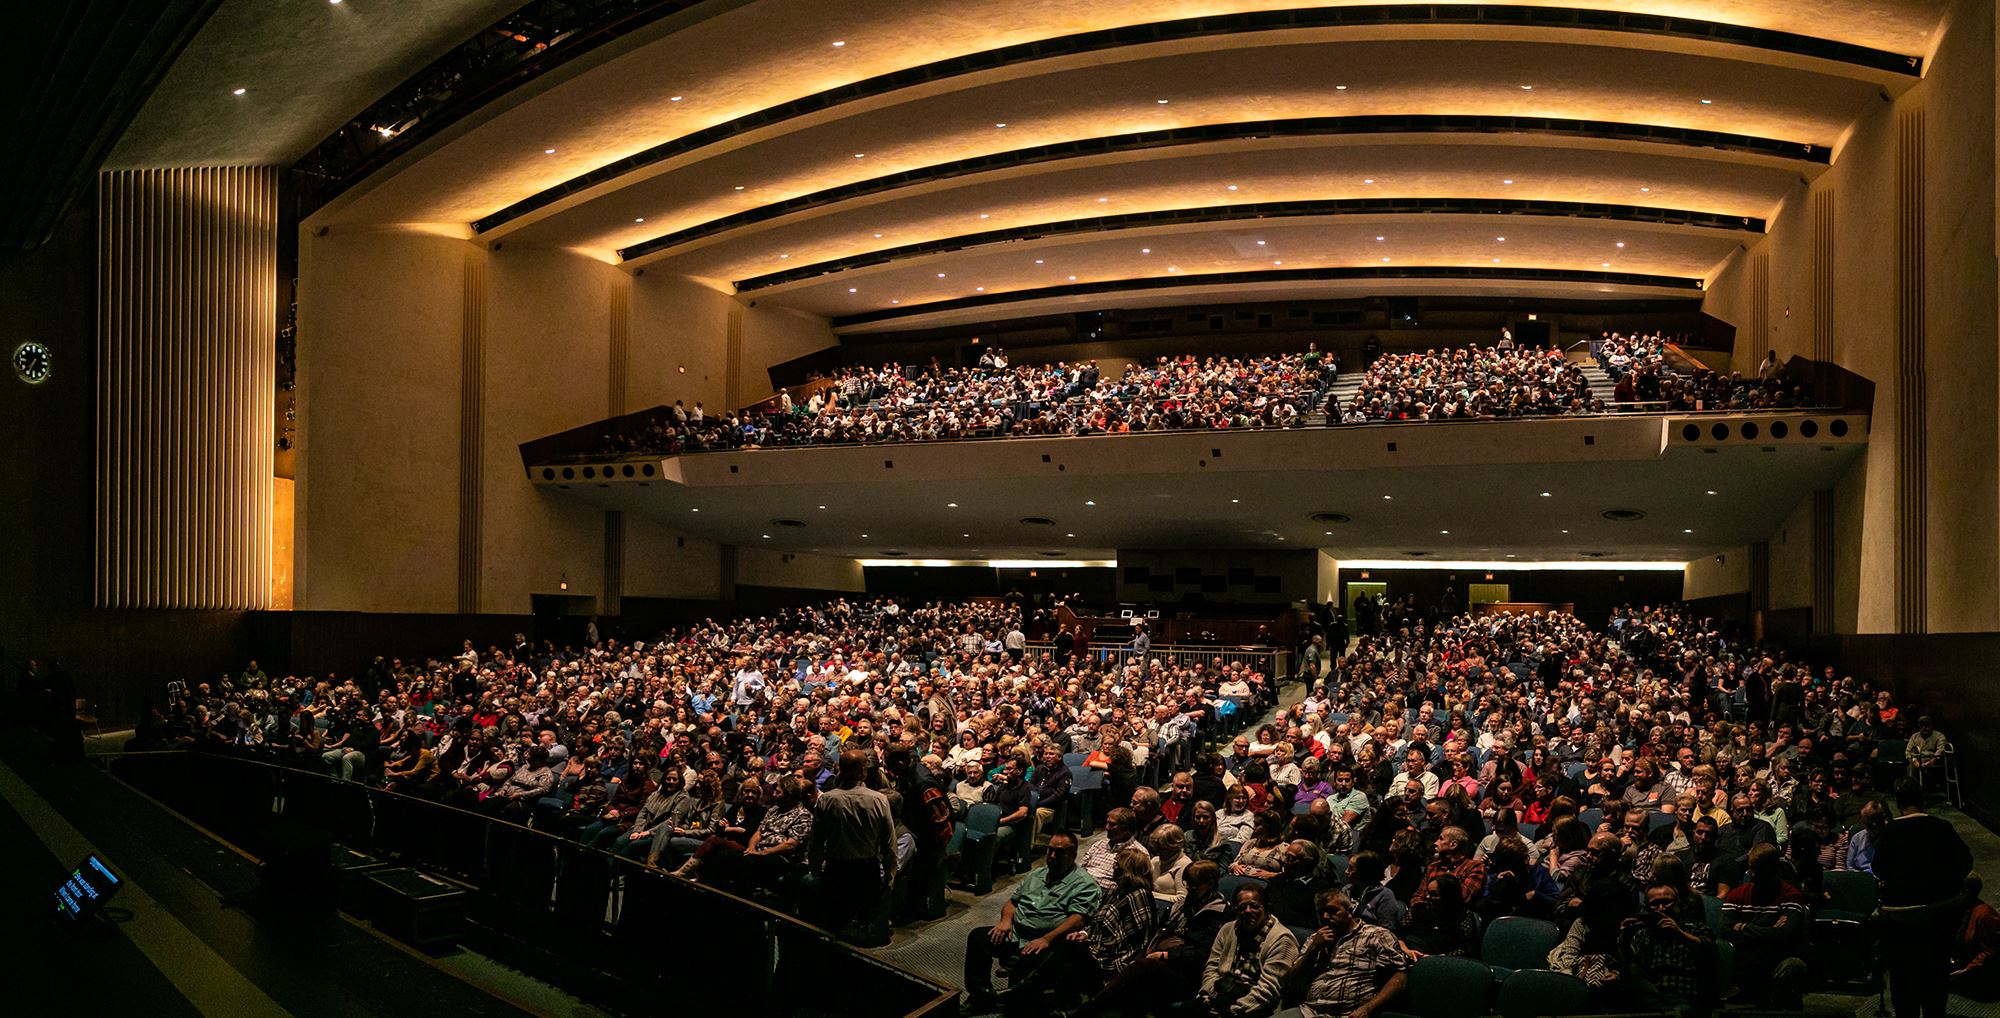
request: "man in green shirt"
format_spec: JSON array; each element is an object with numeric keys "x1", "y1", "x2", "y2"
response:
[{"x1": 961, "y1": 831, "x2": 1102, "y2": 1014}]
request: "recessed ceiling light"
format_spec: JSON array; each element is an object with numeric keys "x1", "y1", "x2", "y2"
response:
[
  {"x1": 1376, "y1": 236, "x2": 1385, "y2": 241},
  {"x1": 1325, "y1": 531, "x2": 1334, "y2": 535},
  {"x1": 946, "y1": 502, "x2": 958, "y2": 508},
  {"x1": 1097, "y1": 197, "x2": 1109, "y2": 202},
  {"x1": 1383, "y1": 495, "x2": 1392, "y2": 500},
  {"x1": 1521, "y1": 84, "x2": 1534, "y2": 90},
  {"x1": 873, "y1": 233, "x2": 883, "y2": 238},
  {"x1": 690, "y1": 508, "x2": 700, "y2": 512},
  {"x1": 861, "y1": 533, "x2": 869, "y2": 538},
  {"x1": 1363, "y1": 178, "x2": 1374, "y2": 184},
  {"x1": 890, "y1": 299, "x2": 900, "y2": 304},
  {"x1": 1616, "y1": 242, "x2": 1626, "y2": 248},
  {"x1": 962, "y1": 533, "x2": 970, "y2": 538},
  {"x1": 853, "y1": 153, "x2": 865, "y2": 158},
  {"x1": 1700, "y1": 98, "x2": 1713, "y2": 104},
  {"x1": 1381, "y1": 256, "x2": 1390, "y2": 262},
  {"x1": 1440, "y1": 529, "x2": 1451, "y2": 534},
  {"x1": 1034, "y1": 259, "x2": 1044, "y2": 264},
  {"x1": 831, "y1": 40, "x2": 845, "y2": 47},
  {"x1": 1227, "y1": 185, "x2": 1239, "y2": 191},
  {"x1": 975, "y1": 287, "x2": 985, "y2": 292},
  {"x1": 1273, "y1": 260, "x2": 1283, "y2": 266},
  {"x1": 1639, "y1": 186, "x2": 1651, "y2": 192},
  {"x1": 1540, "y1": 492, "x2": 1551, "y2": 497},
  {"x1": 734, "y1": 185, "x2": 745, "y2": 190},
  {"x1": 1231, "y1": 498, "x2": 1240, "y2": 503},
  {"x1": 1496, "y1": 237, "x2": 1505, "y2": 242},
  {"x1": 778, "y1": 254, "x2": 789, "y2": 259},
  {"x1": 1256, "y1": 240, "x2": 1266, "y2": 246},
  {"x1": 1683, "y1": 528, "x2": 1694, "y2": 534},
  {"x1": 1156, "y1": 98, "x2": 1170, "y2": 104},
  {"x1": 232, "y1": 87, "x2": 246, "y2": 96},
  {"x1": 1084, "y1": 500, "x2": 1096, "y2": 506},
  {"x1": 936, "y1": 272, "x2": 945, "y2": 278},
  {"x1": 1068, "y1": 275, "x2": 1077, "y2": 281},
  {"x1": 995, "y1": 123, "x2": 1007, "y2": 128},
  {"x1": 1335, "y1": 85, "x2": 1348, "y2": 90},
  {"x1": 1167, "y1": 266, "x2": 1179, "y2": 272},
  {"x1": 670, "y1": 95, "x2": 683, "y2": 102},
  {"x1": 1602, "y1": 262, "x2": 1611, "y2": 268},
  {"x1": 818, "y1": 505, "x2": 827, "y2": 509},
  {"x1": 545, "y1": 148, "x2": 557, "y2": 154},
  {"x1": 1066, "y1": 533, "x2": 1076, "y2": 538},
  {"x1": 1141, "y1": 248, "x2": 1151, "y2": 254},
  {"x1": 1492, "y1": 258, "x2": 1501, "y2": 263},
  {"x1": 1561, "y1": 529, "x2": 1570, "y2": 533},
  {"x1": 1502, "y1": 179, "x2": 1513, "y2": 185},
  {"x1": 848, "y1": 287, "x2": 857, "y2": 293},
  {"x1": 1706, "y1": 490, "x2": 1718, "y2": 495},
  {"x1": 761, "y1": 534, "x2": 771, "y2": 539},
  {"x1": 634, "y1": 217, "x2": 645, "y2": 223}
]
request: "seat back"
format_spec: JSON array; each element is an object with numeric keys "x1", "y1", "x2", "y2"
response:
[
  {"x1": 1495, "y1": 969, "x2": 1592, "y2": 1018},
  {"x1": 1480, "y1": 916, "x2": 1563, "y2": 971},
  {"x1": 1409, "y1": 955, "x2": 1497, "y2": 1018},
  {"x1": 1071, "y1": 765, "x2": 1106, "y2": 791},
  {"x1": 1063, "y1": 751, "x2": 1089, "y2": 768},
  {"x1": 964, "y1": 803, "x2": 1002, "y2": 837},
  {"x1": 1822, "y1": 869, "x2": 1881, "y2": 915},
  {"x1": 1576, "y1": 808, "x2": 1603, "y2": 832}
]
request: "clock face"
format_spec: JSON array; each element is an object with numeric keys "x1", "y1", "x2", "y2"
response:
[{"x1": 13, "y1": 342, "x2": 51, "y2": 384}]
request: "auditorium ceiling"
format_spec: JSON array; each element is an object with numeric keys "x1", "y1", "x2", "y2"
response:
[{"x1": 244, "y1": 0, "x2": 1947, "y2": 317}]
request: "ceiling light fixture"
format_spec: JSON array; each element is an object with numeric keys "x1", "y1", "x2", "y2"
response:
[
  {"x1": 1272, "y1": 260, "x2": 1283, "y2": 266},
  {"x1": 1227, "y1": 184, "x2": 1239, "y2": 191},
  {"x1": 1363, "y1": 178, "x2": 1374, "y2": 184},
  {"x1": 670, "y1": 95, "x2": 683, "y2": 102},
  {"x1": 1440, "y1": 529, "x2": 1451, "y2": 534},
  {"x1": 1034, "y1": 259, "x2": 1044, "y2": 264},
  {"x1": 1540, "y1": 492, "x2": 1551, "y2": 497},
  {"x1": 1496, "y1": 237, "x2": 1506, "y2": 242},
  {"x1": 1068, "y1": 275, "x2": 1077, "y2": 281},
  {"x1": 1256, "y1": 240, "x2": 1266, "y2": 246},
  {"x1": 890, "y1": 299, "x2": 900, "y2": 304},
  {"x1": 734, "y1": 185, "x2": 745, "y2": 190},
  {"x1": 1700, "y1": 98, "x2": 1713, "y2": 104},
  {"x1": 634, "y1": 217, "x2": 644, "y2": 223},
  {"x1": 1156, "y1": 98, "x2": 1170, "y2": 104},
  {"x1": 975, "y1": 286, "x2": 985, "y2": 291},
  {"x1": 1084, "y1": 500, "x2": 1096, "y2": 506},
  {"x1": 1616, "y1": 242, "x2": 1626, "y2": 248},
  {"x1": 232, "y1": 87, "x2": 246, "y2": 96},
  {"x1": 1335, "y1": 85, "x2": 1348, "y2": 90},
  {"x1": 1141, "y1": 248, "x2": 1151, "y2": 254},
  {"x1": 1502, "y1": 179, "x2": 1513, "y2": 185},
  {"x1": 831, "y1": 40, "x2": 845, "y2": 47},
  {"x1": 1521, "y1": 84, "x2": 1534, "y2": 90},
  {"x1": 1706, "y1": 490, "x2": 1718, "y2": 495},
  {"x1": 545, "y1": 148, "x2": 556, "y2": 154},
  {"x1": 853, "y1": 153, "x2": 865, "y2": 158},
  {"x1": 936, "y1": 272, "x2": 945, "y2": 278},
  {"x1": 1382, "y1": 495, "x2": 1392, "y2": 500},
  {"x1": 1684, "y1": 528, "x2": 1694, "y2": 534},
  {"x1": 946, "y1": 502, "x2": 958, "y2": 508},
  {"x1": 1375, "y1": 236, "x2": 1384, "y2": 241},
  {"x1": 848, "y1": 287, "x2": 857, "y2": 293},
  {"x1": 1639, "y1": 186, "x2": 1651, "y2": 192}
]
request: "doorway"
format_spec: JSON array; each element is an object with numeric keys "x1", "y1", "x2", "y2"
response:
[{"x1": 1344, "y1": 581, "x2": 1387, "y2": 626}]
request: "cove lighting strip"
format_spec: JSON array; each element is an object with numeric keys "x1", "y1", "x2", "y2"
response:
[
  {"x1": 1338, "y1": 559, "x2": 1686, "y2": 572},
  {"x1": 859, "y1": 558, "x2": 1118, "y2": 568}
]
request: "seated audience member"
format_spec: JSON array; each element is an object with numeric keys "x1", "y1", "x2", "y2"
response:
[
  {"x1": 1151, "y1": 823, "x2": 1193, "y2": 902},
  {"x1": 1200, "y1": 885, "x2": 1299, "y2": 1018},
  {"x1": 1265, "y1": 840, "x2": 1333, "y2": 934},
  {"x1": 1342, "y1": 851, "x2": 1407, "y2": 933},
  {"x1": 1612, "y1": 882, "x2": 1715, "y2": 1012},
  {"x1": 1081, "y1": 808, "x2": 1153, "y2": 891},
  {"x1": 1400, "y1": 873, "x2": 1480, "y2": 957},
  {"x1": 1952, "y1": 874, "x2": 2000, "y2": 1002},
  {"x1": 962, "y1": 833, "x2": 1103, "y2": 1015},
  {"x1": 1055, "y1": 848, "x2": 1158, "y2": 1000},
  {"x1": 1075, "y1": 860, "x2": 1228, "y2": 1017},
  {"x1": 1287, "y1": 888, "x2": 1412, "y2": 1018}
]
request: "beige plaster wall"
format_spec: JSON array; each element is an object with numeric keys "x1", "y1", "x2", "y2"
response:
[
  {"x1": 1681, "y1": 546, "x2": 1750, "y2": 602},
  {"x1": 630, "y1": 272, "x2": 732, "y2": 413},
  {"x1": 296, "y1": 228, "x2": 470, "y2": 613},
  {"x1": 734, "y1": 548, "x2": 866, "y2": 591}
]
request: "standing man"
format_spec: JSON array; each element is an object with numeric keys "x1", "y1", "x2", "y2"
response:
[
  {"x1": 811, "y1": 750, "x2": 898, "y2": 941},
  {"x1": 887, "y1": 743, "x2": 951, "y2": 923},
  {"x1": 1875, "y1": 779, "x2": 1974, "y2": 1018},
  {"x1": 962, "y1": 833, "x2": 1102, "y2": 1015}
]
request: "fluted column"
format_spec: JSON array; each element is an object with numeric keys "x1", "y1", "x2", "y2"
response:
[{"x1": 96, "y1": 167, "x2": 276, "y2": 609}]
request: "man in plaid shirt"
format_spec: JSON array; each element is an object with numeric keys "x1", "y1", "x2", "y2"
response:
[{"x1": 1290, "y1": 888, "x2": 1410, "y2": 1018}]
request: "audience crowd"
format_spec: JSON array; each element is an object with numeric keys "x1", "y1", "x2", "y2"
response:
[
  {"x1": 143, "y1": 596, "x2": 1983, "y2": 1017},
  {"x1": 580, "y1": 335, "x2": 1820, "y2": 459}
]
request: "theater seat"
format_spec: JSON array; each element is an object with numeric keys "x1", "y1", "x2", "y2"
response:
[
  {"x1": 1494, "y1": 969, "x2": 1591, "y2": 1018},
  {"x1": 1479, "y1": 916, "x2": 1562, "y2": 975},
  {"x1": 1390, "y1": 954, "x2": 1495, "y2": 1018}
]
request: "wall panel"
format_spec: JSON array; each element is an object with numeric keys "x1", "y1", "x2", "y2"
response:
[{"x1": 97, "y1": 167, "x2": 275, "y2": 609}]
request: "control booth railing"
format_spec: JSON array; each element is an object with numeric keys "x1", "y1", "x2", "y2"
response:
[
  {"x1": 1025, "y1": 641, "x2": 1291, "y2": 679},
  {"x1": 107, "y1": 749, "x2": 956, "y2": 1018}
]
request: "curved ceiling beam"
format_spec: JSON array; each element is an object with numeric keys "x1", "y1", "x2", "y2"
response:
[
  {"x1": 830, "y1": 265, "x2": 1702, "y2": 328},
  {"x1": 620, "y1": 116, "x2": 1814, "y2": 263},
  {"x1": 472, "y1": 4, "x2": 1914, "y2": 234},
  {"x1": 731, "y1": 198, "x2": 1761, "y2": 292}
]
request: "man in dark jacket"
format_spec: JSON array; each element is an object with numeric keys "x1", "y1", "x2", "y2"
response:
[{"x1": 1876, "y1": 779, "x2": 1974, "y2": 1018}]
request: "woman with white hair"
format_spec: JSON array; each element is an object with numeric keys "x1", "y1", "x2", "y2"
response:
[{"x1": 1150, "y1": 822, "x2": 1192, "y2": 902}]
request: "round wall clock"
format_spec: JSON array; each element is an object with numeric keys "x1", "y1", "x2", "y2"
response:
[{"x1": 13, "y1": 342, "x2": 52, "y2": 384}]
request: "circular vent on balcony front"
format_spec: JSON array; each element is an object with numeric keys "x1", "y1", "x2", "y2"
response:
[
  {"x1": 1402, "y1": 550, "x2": 1431, "y2": 557},
  {"x1": 1019, "y1": 517, "x2": 1056, "y2": 526},
  {"x1": 1310, "y1": 512, "x2": 1352, "y2": 524},
  {"x1": 1580, "y1": 551, "x2": 1611, "y2": 558},
  {"x1": 1038, "y1": 550, "x2": 1065, "y2": 557},
  {"x1": 1600, "y1": 508, "x2": 1646, "y2": 522},
  {"x1": 879, "y1": 549, "x2": 907, "y2": 557},
  {"x1": 771, "y1": 519, "x2": 806, "y2": 528}
]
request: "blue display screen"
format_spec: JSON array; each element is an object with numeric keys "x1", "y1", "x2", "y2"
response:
[{"x1": 53, "y1": 854, "x2": 122, "y2": 920}]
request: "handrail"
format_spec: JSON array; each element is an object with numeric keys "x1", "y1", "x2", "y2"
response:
[{"x1": 106, "y1": 748, "x2": 958, "y2": 1018}]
